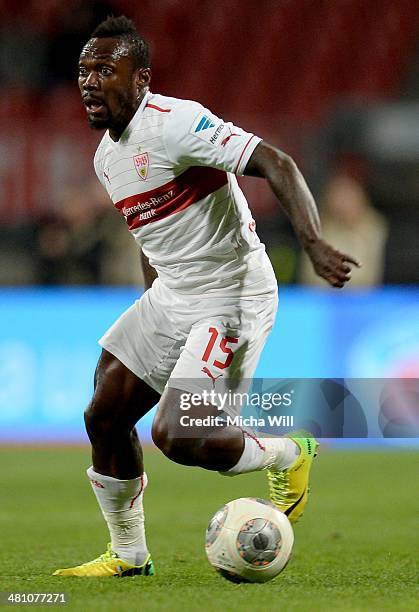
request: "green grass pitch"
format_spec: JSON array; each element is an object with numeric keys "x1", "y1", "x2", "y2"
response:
[{"x1": 0, "y1": 446, "x2": 418, "y2": 611}]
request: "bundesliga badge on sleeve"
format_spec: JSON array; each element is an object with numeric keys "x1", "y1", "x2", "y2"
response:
[{"x1": 134, "y1": 152, "x2": 149, "y2": 180}]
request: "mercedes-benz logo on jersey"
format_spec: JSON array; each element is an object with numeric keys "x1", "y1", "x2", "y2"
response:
[{"x1": 134, "y1": 152, "x2": 149, "y2": 180}]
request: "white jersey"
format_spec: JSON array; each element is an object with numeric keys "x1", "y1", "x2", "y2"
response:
[{"x1": 94, "y1": 91, "x2": 277, "y2": 297}]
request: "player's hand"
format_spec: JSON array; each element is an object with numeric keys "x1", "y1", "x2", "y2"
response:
[{"x1": 306, "y1": 238, "x2": 361, "y2": 288}]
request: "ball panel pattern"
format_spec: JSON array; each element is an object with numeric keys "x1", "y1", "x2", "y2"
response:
[{"x1": 236, "y1": 518, "x2": 282, "y2": 566}]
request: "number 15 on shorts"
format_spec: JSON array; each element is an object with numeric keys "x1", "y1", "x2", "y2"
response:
[{"x1": 201, "y1": 327, "x2": 239, "y2": 370}]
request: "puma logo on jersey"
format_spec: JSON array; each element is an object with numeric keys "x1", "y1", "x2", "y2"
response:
[
  {"x1": 104, "y1": 170, "x2": 111, "y2": 183},
  {"x1": 221, "y1": 129, "x2": 240, "y2": 147},
  {"x1": 202, "y1": 366, "x2": 223, "y2": 387}
]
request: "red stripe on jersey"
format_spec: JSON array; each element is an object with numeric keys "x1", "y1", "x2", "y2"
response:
[
  {"x1": 115, "y1": 166, "x2": 228, "y2": 229},
  {"x1": 234, "y1": 134, "x2": 256, "y2": 174},
  {"x1": 145, "y1": 103, "x2": 171, "y2": 113}
]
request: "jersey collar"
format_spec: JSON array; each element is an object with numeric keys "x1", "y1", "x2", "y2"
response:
[{"x1": 107, "y1": 90, "x2": 152, "y2": 146}]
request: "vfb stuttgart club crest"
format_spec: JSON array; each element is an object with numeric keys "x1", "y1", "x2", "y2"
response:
[{"x1": 133, "y1": 152, "x2": 149, "y2": 180}]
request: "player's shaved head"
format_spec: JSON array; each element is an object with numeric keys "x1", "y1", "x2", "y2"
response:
[{"x1": 88, "y1": 15, "x2": 151, "y2": 70}]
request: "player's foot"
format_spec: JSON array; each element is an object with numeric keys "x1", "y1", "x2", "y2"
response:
[
  {"x1": 52, "y1": 543, "x2": 155, "y2": 577},
  {"x1": 267, "y1": 433, "x2": 318, "y2": 523}
]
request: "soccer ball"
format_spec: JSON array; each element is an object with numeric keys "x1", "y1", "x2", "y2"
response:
[{"x1": 205, "y1": 497, "x2": 294, "y2": 583}]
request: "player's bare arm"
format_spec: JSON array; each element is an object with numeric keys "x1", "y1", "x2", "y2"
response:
[
  {"x1": 140, "y1": 250, "x2": 157, "y2": 291},
  {"x1": 245, "y1": 142, "x2": 361, "y2": 288}
]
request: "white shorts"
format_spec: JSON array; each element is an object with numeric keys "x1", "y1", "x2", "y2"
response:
[{"x1": 99, "y1": 279, "x2": 278, "y2": 407}]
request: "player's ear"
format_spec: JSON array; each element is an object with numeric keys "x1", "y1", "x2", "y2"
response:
[{"x1": 136, "y1": 67, "x2": 151, "y2": 89}]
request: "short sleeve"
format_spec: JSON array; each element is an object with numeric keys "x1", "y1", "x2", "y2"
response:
[{"x1": 163, "y1": 101, "x2": 261, "y2": 175}]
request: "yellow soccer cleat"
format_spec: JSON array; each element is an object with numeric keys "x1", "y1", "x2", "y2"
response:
[
  {"x1": 267, "y1": 433, "x2": 319, "y2": 523},
  {"x1": 53, "y1": 543, "x2": 155, "y2": 577}
]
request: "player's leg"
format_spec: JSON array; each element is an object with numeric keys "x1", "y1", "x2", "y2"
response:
[
  {"x1": 152, "y1": 386, "x2": 245, "y2": 470},
  {"x1": 152, "y1": 296, "x2": 318, "y2": 523},
  {"x1": 152, "y1": 387, "x2": 299, "y2": 472},
  {"x1": 53, "y1": 349, "x2": 160, "y2": 577},
  {"x1": 152, "y1": 295, "x2": 299, "y2": 471},
  {"x1": 153, "y1": 388, "x2": 316, "y2": 524},
  {"x1": 84, "y1": 348, "x2": 160, "y2": 479}
]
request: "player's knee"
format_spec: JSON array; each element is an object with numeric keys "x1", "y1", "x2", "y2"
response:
[
  {"x1": 152, "y1": 414, "x2": 197, "y2": 462},
  {"x1": 84, "y1": 404, "x2": 108, "y2": 440},
  {"x1": 84, "y1": 400, "x2": 128, "y2": 441},
  {"x1": 151, "y1": 414, "x2": 171, "y2": 454}
]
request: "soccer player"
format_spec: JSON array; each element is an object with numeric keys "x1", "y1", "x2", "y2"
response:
[{"x1": 53, "y1": 16, "x2": 360, "y2": 577}]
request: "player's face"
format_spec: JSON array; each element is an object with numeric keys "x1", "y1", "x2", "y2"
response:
[{"x1": 78, "y1": 38, "x2": 143, "y2": 139}]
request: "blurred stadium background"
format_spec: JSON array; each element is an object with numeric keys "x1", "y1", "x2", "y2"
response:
[{"x1": 1, "y1": 0, "x2": 418, "y2": 443}]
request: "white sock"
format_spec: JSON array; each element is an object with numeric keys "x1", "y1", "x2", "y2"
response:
[
  {"x1": 87, "y1": 467, "x2": 149, "y2": 566},
  {"x1": 221, "y1": 433, "x2": 300, "y2": 476}
]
